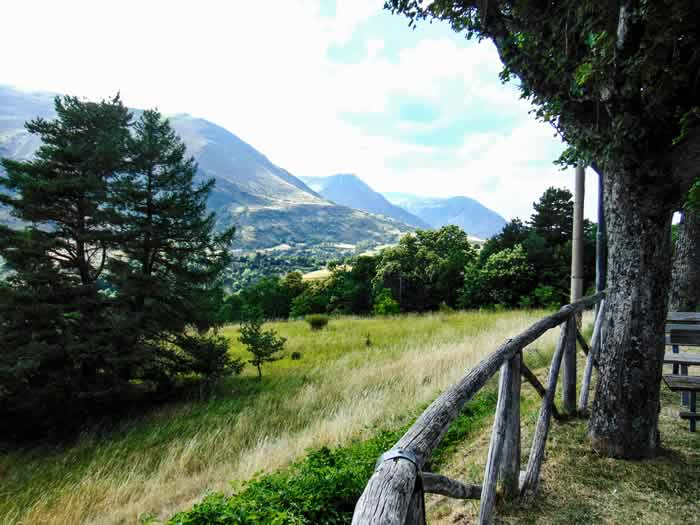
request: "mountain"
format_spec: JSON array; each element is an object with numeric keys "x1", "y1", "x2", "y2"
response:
[
  {"x1": 0, "y1": 85, "x2": 412, "y2": 250},
  {"x1": 383, "y1": 193, "x2": 506, "y2": 239},
  {"x1": 300, "y1": 174, "x2": 430, "y2": 228}
]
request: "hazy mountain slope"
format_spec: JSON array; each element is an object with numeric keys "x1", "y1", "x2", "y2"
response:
[
  {"x1": 0, "y1": 85, "x2": 411, "y2": 249},
  {"x1": 384, "y1": 192, "x2": 506, "y2": 239},
  {"x1": 300, "y1": 174, "x2": 430, "y2": 228}
]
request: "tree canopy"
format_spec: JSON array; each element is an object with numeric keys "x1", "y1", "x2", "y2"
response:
[{"x1": 0, "y1": 97, "x2": 239, "y2": 438}]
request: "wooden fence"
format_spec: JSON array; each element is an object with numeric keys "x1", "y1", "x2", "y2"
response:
[{"x1": 351, "y1": 292, "x2": 606, "y2": 525}]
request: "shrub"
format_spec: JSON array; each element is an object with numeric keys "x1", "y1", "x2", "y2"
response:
[
  {"x1": 372, "y1": 288, "x2": 400, "y2": 316},
  {"x1": 291, "y1": 351, "x2": 302, "y2": 360},
  {"x1": 306, "y1": 314, "x2": 330, "y2": 330},
  {"x1": 180, "y1": 334, "x2": 244, "y2": 398},
  {"x1": 533, "y1": 284, "x2": 563, "y2": 309},
  {"x1": 438, "y1": 302, "x2": 454, "y2": 314}
]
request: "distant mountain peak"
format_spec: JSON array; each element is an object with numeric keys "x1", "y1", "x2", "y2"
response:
[
  {"x1": 300, "y1": 174, "x2": 430, "y2": 229},
  {"x1": 383, "y1": 192, "x2": 505, "y2": 238},
  {"x1": 0, "y1": 84, "x2": 413, "y2": 250}
]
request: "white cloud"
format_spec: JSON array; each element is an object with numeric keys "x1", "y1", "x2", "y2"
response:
[{"x1": 0, "y1": 0, "x2": 596, "y2": 224}]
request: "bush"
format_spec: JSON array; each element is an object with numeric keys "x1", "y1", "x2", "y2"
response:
[
  {"x1": 306, "y1": 314, "x2": 330, "y2": 330},
  {"x1": 291, "y1": 351, "x2": 302, "y2": 360},
  {"x1": 438, "y1": 302, "x2": 454, "y2": 314},
  {"x1": 372, "y1": 288, "x2": 400, "y2": 316},
  {"x1": 533, "y1": 284, "x2": 563, "y2": 309}
]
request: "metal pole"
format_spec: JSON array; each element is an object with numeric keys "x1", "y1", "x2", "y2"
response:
[
  {"x1": 571, "y1": 165, "x2": 586, "y2": 303},
  {"x1": 563, "y1": 165, "x2": 585, "y2": 414},
  {"x1": 595, "y1": 171, "x2": 607, "y2": 299}
]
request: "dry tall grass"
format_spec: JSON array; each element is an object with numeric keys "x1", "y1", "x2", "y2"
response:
[{"x1": 1, "y1": 310, "x2": 557, "y2": 524}]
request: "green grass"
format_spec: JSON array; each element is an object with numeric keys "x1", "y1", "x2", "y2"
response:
[
  {"x1": 425, "y1": 336, "x2": 700, "y2": 525},
  {"x1": 0, "y1": 309, "x2": 550, "y2": 525}
]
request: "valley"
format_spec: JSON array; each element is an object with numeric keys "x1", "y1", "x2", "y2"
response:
[{"x1": 0, "y1": 85, "x2": 505, "y2": 256}]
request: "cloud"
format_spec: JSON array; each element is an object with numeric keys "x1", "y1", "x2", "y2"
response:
[{"x1": 0, "y1": 0, "x2": 598, "y2": 224}]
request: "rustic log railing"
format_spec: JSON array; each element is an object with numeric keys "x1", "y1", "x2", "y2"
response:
[{"x1": 351, "y1": 292, "x2": 605, "y2": 525}]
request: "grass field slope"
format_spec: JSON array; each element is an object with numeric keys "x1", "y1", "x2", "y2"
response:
[{"x1": 0, "y1": 310, "x2": 554, "y2": 525}]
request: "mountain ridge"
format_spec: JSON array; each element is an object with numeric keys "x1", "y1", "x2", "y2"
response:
[
  {"x1": 383, "y1": 192, "x2": 506, "y2": 239},
  {"x1": 0, "y1": 85, "x2": 412, "y2": 250},
  {"x1": 300, "y1": 174, "x2": 430, "y2": 228}
]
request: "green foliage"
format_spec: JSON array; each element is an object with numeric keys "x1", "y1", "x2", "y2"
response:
[
  {"x1": 179, "y1": 334, "x2": 244, "y2": 398},
  {"x1": 224, "y1": 252, "x2": 326, "y2": 293},
  {"x1": 687, "y1": 179, "x2": 700, "y2": 212},
  {"x1": 239, "y1": 316, "x2": 286, "y2": 380},
  {"x1": 464, "y1": 187, "x2": 596, "y2": 310},
  {"x1": 530, "y1": 187, "x2": 574, "y2": 246},
  {"x1": 372, "y1": 288, "x2": 400, "y2": 316},
  {"x1": 239, "y1": 277, "x2": 293, "y2": 320},
  {"x1": 532, "y1": 285, "x2": 564, "y2": 310},
  {"x1": 480, "y1": 245, "x2": 536, "y2": 307},
  {"x1": 0, "y1": 98, "x2": 237, "y2": 438},
  {"x1": 373, "y1": 225, "x2": 476, "y2": 311},
  {"x1": 305, "y1": 314, "x2": 330, "y2": 331},
  {"x1": 169, "y1": 391, "x2": 497, "y2": 525}
]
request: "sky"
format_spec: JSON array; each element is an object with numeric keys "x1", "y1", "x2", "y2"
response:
[{"x1": 0, "y1": 0, "x2": 600, "y2": 221}]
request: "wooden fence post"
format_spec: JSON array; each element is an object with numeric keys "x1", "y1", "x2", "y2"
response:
[
  {"x1": 562, "y1": 319, "x2": 577, "y2": 414},
  {"x1": 578, "y1": 300, "x2": 605, "y2": 414},
  {"x1": 520, "y1": 318, "x2": 569, "y2": 499},
  {"x1": 351, "y1": 293, "x2": 605, "y2": 525},
  {"x1": 478, "y1": 357, "x2": 514, "y2": 524},
  {"x1": 403, "y1": 479, "x2": 426, "y2": 525},
  {"x1": 499, "y1": 352, "x2": 521, "y2": 501}
]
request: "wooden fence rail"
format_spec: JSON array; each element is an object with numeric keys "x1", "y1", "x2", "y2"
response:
[{"x1": 351, "y1": 292, "x2": 605, "y2": 525}]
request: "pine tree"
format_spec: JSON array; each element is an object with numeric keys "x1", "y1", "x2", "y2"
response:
[
  {"x1": 238, "y1": 315, "x2": 286, "y2": 380},
  {"x1": 0, "y1": 102, "x2": 240, "y2": 437},
  {"x1": 108, "y1": 108, "x2": 237, "y2": 386},
  {"x1": 0, "y1": 95, "x2": 132, "y2": 435}
]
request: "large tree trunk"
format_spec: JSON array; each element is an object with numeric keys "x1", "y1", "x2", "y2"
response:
[
  {"x1": 669, "y1": 209, "x2": 700, "y2": 312},
  {"x1": 588, "y1": 167, "x2": 673, "y2": 458}
]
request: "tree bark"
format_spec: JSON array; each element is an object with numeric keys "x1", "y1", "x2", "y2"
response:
[
  {"x1": 669, "y1": 209, "x2": 700, "y2": 312},
  {"x1": 588, "y1": 168, "x2": 673, "y2": 458}
]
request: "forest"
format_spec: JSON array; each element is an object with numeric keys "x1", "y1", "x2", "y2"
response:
[{"x1": 221, "y1": 187, "x2": 597, "y2": 322}]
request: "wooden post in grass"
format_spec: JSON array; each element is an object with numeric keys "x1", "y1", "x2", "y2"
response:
[
  {"x1": 562, "y1": 319, "x2": 577, "y2": 414},
  {"x1": 520, "y1": 319, "x2": 569, "y2": 499},
  {"x1": 578, "y1": 300, "x2": 605, "y2": 414},
  {"x1": 499, "y1": 352, "x2": 521, "y2": 501},
  {"x1": 479, "y1": 357, "x2": 515, "y2": 524},
  {"x1": 352, "y1": 294, "x2": 604, "y2": 525}
]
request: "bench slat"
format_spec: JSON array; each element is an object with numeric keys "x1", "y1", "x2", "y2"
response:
[
  {"x1": 679, "y1": 411, "x2": 700, "y2": 420},
  {"x1": 664, "y1": 325, "x2": 700, "y2": 346},
  {"x1": 664, "y1": 352, "x2": 700, "y2": 366},
  {"x1": 663, "y1": 375, "x2": 700, "y2": 391},
  {"x1": 667, "y1": 312, "x2": 700, "y2": 323}
]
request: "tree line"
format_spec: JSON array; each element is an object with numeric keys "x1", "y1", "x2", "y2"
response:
[
  {"x1": 221, "y1": 187, "x2": 596, "y2": 322},
  {"x1": 0, "y1": 96, "x2": 241, "y2": 438}
]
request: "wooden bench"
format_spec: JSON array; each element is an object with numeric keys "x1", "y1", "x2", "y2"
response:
[
  {"x1": 663, "y1": 312, "x2": 700, "y2": 431},
  {"x1": 662, "y1": 375, "x2": 699, "y2": 432}
]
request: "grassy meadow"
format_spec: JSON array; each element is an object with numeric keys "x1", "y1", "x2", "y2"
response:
[
  {"x1": 425, "y1": 337, "x2": 700, "y2": 524},
  {"x1": 0, "y1": 309, "x2": 557, "y2": 525}
]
